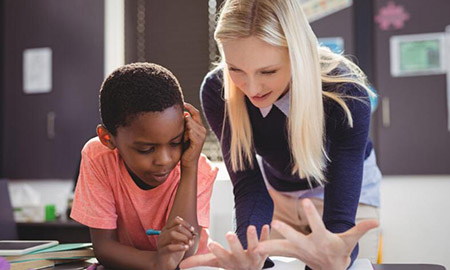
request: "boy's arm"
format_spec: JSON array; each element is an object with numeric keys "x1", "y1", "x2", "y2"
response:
[
  {"x1": 91, "y1": 219, "x2": 192, "y2": 270},
  {"x1": 90, "y1": 228, "x2": 158, "y2": 270},
  {"x1": 166, "y1": 103, "x2": 206, "y2": 257}
]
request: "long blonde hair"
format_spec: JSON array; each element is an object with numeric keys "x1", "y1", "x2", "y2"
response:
[{"x1": 215, "y1": 0, "x2": 374, "y2": 186}]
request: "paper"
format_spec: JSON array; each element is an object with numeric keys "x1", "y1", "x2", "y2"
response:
[
  {"x1": 189, "y1": 258, "x2": 373, "y2": 270},
  {"x1": 446, "y1": 26, "x2": 450, "y2": 131},
  {"x1": 318, "y1": 37, "x2": 345, "y2": 53},
  {"x1": 23, "y1": 47, "x2": 52, "y2": 94},
  {"x1": 390, "y1": 33, "x2": 446, "y2": 77},
  {"x1": 300, "y1": 0, "x2": 353, "y2": 23}
]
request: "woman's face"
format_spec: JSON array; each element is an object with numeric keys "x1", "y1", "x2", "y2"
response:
[{"x1": 222, "y1": 36, "x2": 291, "y2": 108}]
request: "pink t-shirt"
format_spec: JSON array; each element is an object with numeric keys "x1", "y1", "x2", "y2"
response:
[{"x1": 71, "y1": 138, "x2": 218, "y2": 253}]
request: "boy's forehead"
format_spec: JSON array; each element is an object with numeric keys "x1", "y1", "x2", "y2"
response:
[{"x1": 118, "y1": 107, "x2": 184, "y2": 142}]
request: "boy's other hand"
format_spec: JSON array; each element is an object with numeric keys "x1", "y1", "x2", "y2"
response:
[
  {"x1": 156, "y1": 216, "x2": 196, "y2": 270},
  {"x1": 181, "y1": 103, "x2": 206, "y2": 169}
]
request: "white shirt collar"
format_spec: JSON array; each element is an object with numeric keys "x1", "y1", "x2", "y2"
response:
[{"x1": 259, "y1": 91, "x2": 290, "y2": 118}]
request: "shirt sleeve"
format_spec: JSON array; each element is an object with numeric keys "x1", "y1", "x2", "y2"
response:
[
  {"x1": 70, "y1": 143, "x2": 118, "y2": 229},
  {"x1": 196, "y1": 154, "x2": 219, "y2": 228},
  {"x1": 323, "y1": 83, "x2": 372, "y2": 267},
  {"x1": 200, "y1": 69, "x2": 274, "y2": 250}
]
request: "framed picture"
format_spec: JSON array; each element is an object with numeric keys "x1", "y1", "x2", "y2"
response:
[{"x1": 390, "y1": 33, "x2": 446, "y2": 77}]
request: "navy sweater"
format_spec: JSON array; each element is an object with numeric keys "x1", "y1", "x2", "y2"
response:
[{"x1": 201, "y1": 68, "x2": 372, "y2": 268}]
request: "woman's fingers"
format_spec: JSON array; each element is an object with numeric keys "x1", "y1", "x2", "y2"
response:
[
  {"x1": 271, "y1": 220, "x2": 308, "y2": 246},
  {"x1": 255, "y1": 239, "x2": 298, "y2": 257},
  {"x1": 301, "y1": 199, "x2": 327, "y2": 234},
  {"x1": 225, "y1": 232, "x2": 246, "y2": 263},
  {"x1": 247, "y1": 226, "x2": 259, "y2": 250},
  {"x1": 179, "y1": 253, "x2": 219, "y2": 269},
  {"x1": 340, "y1": 219, "x2": 379, "y2": 249},
  {"x1": 260, "y1": 224, "x2": 270, "y2": 242}
]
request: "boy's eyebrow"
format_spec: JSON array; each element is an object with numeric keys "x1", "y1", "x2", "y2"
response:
[{"x1": 133, "y1": 132, "x2": 184, "y2": 146}]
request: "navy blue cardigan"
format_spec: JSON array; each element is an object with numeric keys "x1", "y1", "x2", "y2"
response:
[{"x1": 201, "y1": 68, "x2": 373, "y2": 268}]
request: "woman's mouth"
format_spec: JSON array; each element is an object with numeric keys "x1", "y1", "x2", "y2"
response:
[{"x1": 251, "y1": 92, "x2": 271, "y2": 102}]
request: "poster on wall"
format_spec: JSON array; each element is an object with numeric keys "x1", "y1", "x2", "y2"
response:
[
  {"x1": 318, "y1": 37, "x2": 344, "y2": 53},
  {"x1": 23, "y1": 47, "x2": 52, "y2": 94},
  {"x1": 446, "y1": 26, "x2": 450, "y2": 131},
  {"x1": 300, "y1": 0, "x2": 353, "y2": 23},
  {"x1": 390, "y1": 33, "x2": 446, "y2": 77}
]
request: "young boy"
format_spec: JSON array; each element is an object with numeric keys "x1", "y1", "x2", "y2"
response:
[{"x1": 70, "y1": 63, "x2": 218, "y2": 270}]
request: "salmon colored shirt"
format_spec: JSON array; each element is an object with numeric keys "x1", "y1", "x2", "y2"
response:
[{"x1": 71, "y1": 138, "x2": 218, "y2": 254}]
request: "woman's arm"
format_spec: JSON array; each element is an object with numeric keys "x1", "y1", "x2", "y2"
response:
[{"x1": 323, "y1": 83, "x2": 373, "y2": 267}]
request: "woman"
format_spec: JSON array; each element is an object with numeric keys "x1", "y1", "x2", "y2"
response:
[{"x1": 181, "y1": 0, "x2": 381, "y2": 269}]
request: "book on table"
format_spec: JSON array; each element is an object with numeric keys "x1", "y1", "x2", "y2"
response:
[{"x1": 2, "y1": 242, "x2": 94, "y2": 270}]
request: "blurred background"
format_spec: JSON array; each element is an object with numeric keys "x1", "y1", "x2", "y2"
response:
[{"x1": 1, "y1": 0, "x2": 450, "y2": 268}]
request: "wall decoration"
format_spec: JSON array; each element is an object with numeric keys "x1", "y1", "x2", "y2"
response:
[
  {"x1": 300, "y1": 0, "x2": 353, "y2": 23},
  {"x1": 375, "y1": 1, "x2": 410, "y2": 31}
]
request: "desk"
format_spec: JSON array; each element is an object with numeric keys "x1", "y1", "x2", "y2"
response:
[
  {"x1": 17, "y1": 220, "x2": 91, "y2": 243},
  {"x1": 49, "y1": 258, "x2": 447, "y2": 270}
]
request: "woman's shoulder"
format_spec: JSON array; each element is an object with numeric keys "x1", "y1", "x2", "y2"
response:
[{"x1": 201, "y1": 66, "x2": 224, "y2": 94}]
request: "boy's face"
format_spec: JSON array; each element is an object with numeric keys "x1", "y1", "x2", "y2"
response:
[{"x1": 113, "y1": 105, "x2": 184, "y2": 187}]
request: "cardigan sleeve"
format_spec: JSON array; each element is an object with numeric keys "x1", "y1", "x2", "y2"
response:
[{"x1": 322, "y1": 83, "x2": 372, "y2": 268}]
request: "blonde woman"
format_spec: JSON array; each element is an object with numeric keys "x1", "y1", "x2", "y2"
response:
[{"x1": 182, "y1": 0, "x2": 381, "y2": 269}]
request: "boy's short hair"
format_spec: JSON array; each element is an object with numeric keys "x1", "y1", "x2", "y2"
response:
[{"x1": 100, "y1": 62, "x2": 184, "y2": 135}]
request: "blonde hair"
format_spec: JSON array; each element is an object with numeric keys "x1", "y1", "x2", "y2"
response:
[{"x1": 215, "y1": 0, "x2": 374, "y2": 186}]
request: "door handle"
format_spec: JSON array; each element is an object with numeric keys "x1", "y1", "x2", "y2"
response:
[{"x1": 382, "y1": 97, "x2": 390, "y2": 128}]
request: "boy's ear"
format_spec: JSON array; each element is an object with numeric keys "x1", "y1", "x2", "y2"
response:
[{"x1": 97, "y1": 124, "x2": 116, "y2": 150}]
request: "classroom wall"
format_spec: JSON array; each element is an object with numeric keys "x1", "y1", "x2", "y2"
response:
[{"x1": 8, "y1": 171, "x2": 450, "y2": 269}]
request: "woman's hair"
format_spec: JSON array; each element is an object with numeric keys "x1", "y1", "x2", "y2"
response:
[{"x1": 215, "y1": 0, "x2": 374, "y2": 186}]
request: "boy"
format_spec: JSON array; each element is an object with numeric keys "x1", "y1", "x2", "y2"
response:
[{"x1": 70, "y1": 63, "x2": 218, "y2": 270}]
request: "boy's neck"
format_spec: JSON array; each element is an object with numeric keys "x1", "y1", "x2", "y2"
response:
[{"x1": 126, "y1": 166, "x2": 155, "y2": 190}]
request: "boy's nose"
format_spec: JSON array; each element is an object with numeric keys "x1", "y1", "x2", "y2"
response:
[{"x1": 155, "y1": 149, "x2": 172, "y2": 166}]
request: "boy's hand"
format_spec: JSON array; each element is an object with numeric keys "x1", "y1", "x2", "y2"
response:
[
  {"x1": 155, "y1": 216, "x2": 196, "y2": 270},
  {"x1": 181, "y1": 103, "x2": 206, "y2": 169}
]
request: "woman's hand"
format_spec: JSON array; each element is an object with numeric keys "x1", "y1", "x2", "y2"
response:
[
  {"x1": 181, "y1": 103, "x2": 206, "y2": 169},
  {"x1": 180, "y1": 224, "x2": 270, "y2": 270},
  {"x1": 255, "y1": 199, "x2": 379, "y2": 270},
  {"x1": 156, "y1": 216, "x2": 196, "y2": 270}
]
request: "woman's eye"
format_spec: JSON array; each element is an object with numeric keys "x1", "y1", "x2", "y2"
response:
[
  {"x1": 229, "y1": 67, "x2": 241, "y2": 72},
  {"x1": 262, "y1": 70, "x2": 277, "y2": 75}
]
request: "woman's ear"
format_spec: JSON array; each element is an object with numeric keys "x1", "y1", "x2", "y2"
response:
[{"x1": 97, "y1": 124, "x2": 116, "y2": 150}]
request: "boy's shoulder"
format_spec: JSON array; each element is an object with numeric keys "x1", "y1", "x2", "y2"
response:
[
  {"x1": 197, "y1": 154, "x2": 219, "y2": 183},
  {"x1": 81, "y1": 137, "x2": 114, "y2": 160}
]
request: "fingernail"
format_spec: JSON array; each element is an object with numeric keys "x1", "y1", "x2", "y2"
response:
[
  {"x1": 190, "y1": 226, "x2": 195, "y2": 232},
  {"x1": 189, "y1": 240, "x2": 193, "y2": 246},
  {"x1": 184, "y1": 245, "x2": 189, "y2": 250}
]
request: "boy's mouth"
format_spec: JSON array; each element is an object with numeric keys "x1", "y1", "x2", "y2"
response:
[{"x1": 152, "y1": 171, "x2": 171, "y2": 182}]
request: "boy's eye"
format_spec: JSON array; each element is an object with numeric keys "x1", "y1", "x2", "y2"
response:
[
  {"x1": 261, "y1": 70, "x2": 277, "y2": 75},
  {"x1": 137, "y1": 148, "x2": 155, "y2": 154},
  {"x1": 170, "y1": 141, "x2": 182, "y2": 147}
]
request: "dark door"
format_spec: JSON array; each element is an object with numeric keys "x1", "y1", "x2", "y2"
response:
[
  {"x1": 3, "y1": 0, "x2": 104, "y2": 179},
  {"x1": 373, "y1": 0, "x2": 450, "y2": 174}
]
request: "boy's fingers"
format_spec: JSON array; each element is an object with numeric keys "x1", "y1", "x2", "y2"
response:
[
  {"x1": 163, "y1": 243, "x2": 189, "y2": 253},
  {"x1": 184, "y1": 103, "x2": 202, "y2": 124},
  {"x1": 172, "y1": 216, "x2": 196, "y2": 234}
]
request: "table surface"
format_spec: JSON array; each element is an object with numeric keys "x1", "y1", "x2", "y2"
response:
[{"x1": 48, "y1": 258, "x2": 447, "y2": 270}]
